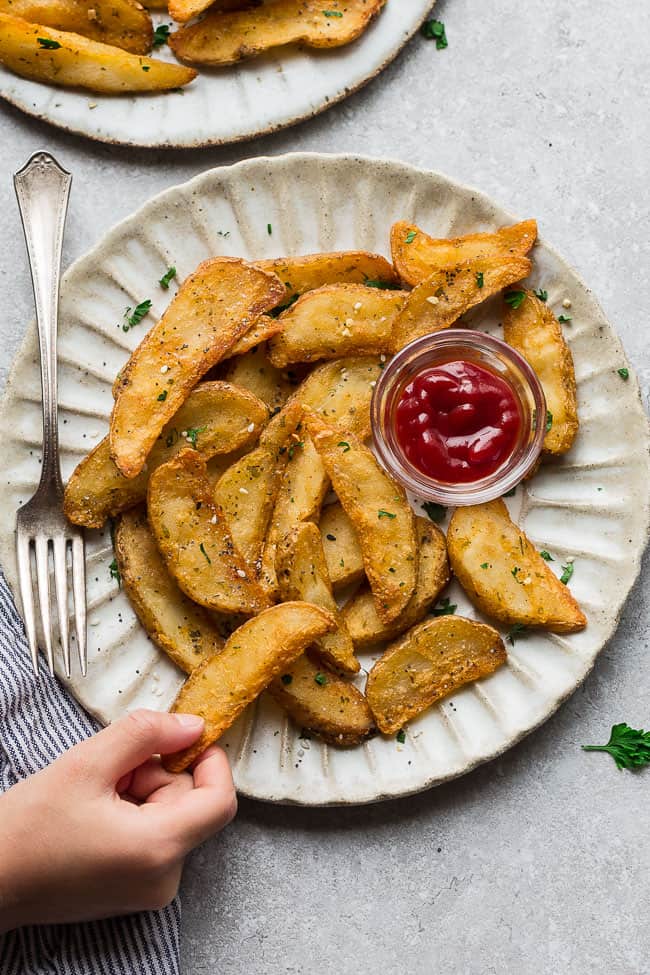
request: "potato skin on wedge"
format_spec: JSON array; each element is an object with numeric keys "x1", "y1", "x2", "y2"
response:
[
  {"x1": 256, "y1": 251, "x2": 399, "y2": 300},
  {"x1": 0, "y1": 0, "x2": 153, "y2": 54},
  {"x1": 0, "y1": 12, "x2": 195, "y2": 91},
  {"x1": 163, "y1": 601, "x2": 335, "y2": 772},
  {"x1": 148, "y1": 448, "x2": 271, "y2": 615},
  {"x1": 503, "y1": 289, "x2": 578, "y2": 456},
  {"x1": 447, "y1": 500, "x2": 587, "y2": 633},
  {"x1": 367, "y1": 616, "x2": 507, "y2": 735},
  {"x1": 319, "y1": 501, "x2": 365, "y2": 591},
  {"x1": 115, "y1": 508, "x2": 223, "y2": 674},
  {"x1": 268, "y1": 653, "x2": 374, "y2": 746},
  {"x1": 391, "y1": 219, "x2": 537, "y2": 287}
]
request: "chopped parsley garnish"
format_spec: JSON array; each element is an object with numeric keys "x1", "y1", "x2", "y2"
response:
[
  {"x1": 199, "y1": 542, "x2": 211, "y2": 564},
  {"x1": 378, "y1": 509, "x2": 396, "y2": 519},
  {"x1": 405, "y1": 230, "x2": 417, "y2": 244},
  {"x1": 269, "y1": 293, "x2": 299, "y2": 318},
  {"x1": 142, "y1": 65, "x2": 150, "y2": 72},
  {"x1": 420, "y1": 17, "x2": 448, "y2": 48},
  {"x1": 502, "y1": 485, "x2": 517, "y2": 498},
  {"x1": 396, "y1": 729, "x2": 406, "y2": 744},
  {"x1": 159, "y1": 265, "x2": 176, "y2": 289},
  {"x1": 545, "y1": 410, "x2": 553, "y2": 433},
  {"x1": 323, "y1": 9, "x2": 343, "y2": 16},
  {"x1": 287, "y1": 440, "x2": 304, "y2": 460},
  {"x1": 421, "y1": 501, "x2": 446, "y2": 523},
  {"x1": 314, "y1": 672, "x2": 328, "y2": 686},
  {"x1": 506, "y1": 622, "x2": 527, "y2": 645},
  {"x1": 504, "y1": 290, "x2": 526, "y2": 310},
  {"x1": 533, "y1": 288, "x2": 548, "y2": 302},
  {"x1": 511, "y1": 566, "x2": 522, "y2": 583},
  {"x1": 432, "y1": 597, "x2": 457, "y2": 617},
  {"x1": 152, "y1": 23, "x2": 171, "y2": 47},
  {"x1": 109, "y1": 558, "x2": 121, "y2": 587},
  {"x1": 583, "y1": 723, "x2": 650, "y2": 770},
  {"x1": 364, "y1": 278, "x2": 401, "y2": 290},
  {"x1": 617, "y1": 367, "x2": 629, "y2": 380},
  {"x1": 558, "y1": 314, "x2": 572, "y2": 324},
  {"x1": 157, "y1": 390, "x2": 168, "y2": 402},
  {"x1": 476, "y1": 271, "x2": 484, "y2": 289},
  {"x1": 281, "y1": 674, "x2": 293, "y2": 685},
  {"x1": 539, "y1": 550, "x2": 554, "y2": 561},
  {"x1": 337, "y1": 441, "x2": 351, "y2": 452},
  {"x1": 480, "y1": 562, "x2": 489, "y2": 569},
  {"x1": 122, "y1": 299, "x2": 152, "y2": 331},
  {"x1": 267, "y1": 222, "x2": 272, "y2": 235},
  {"x1": 37, "y1": 37, "x2": 61, "y2": 48},
  {"x1": 560, "y1": 562, "x2": 574, "y2": 585},
  {"x1": 185, "y1": 425, "x2": 206, "y2": 448}
]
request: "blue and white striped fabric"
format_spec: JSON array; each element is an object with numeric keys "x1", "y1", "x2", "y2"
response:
[{"x1": 0, "y1": 573, "x2": 181, "y2": 974}]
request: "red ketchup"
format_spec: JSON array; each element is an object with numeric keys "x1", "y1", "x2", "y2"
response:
[{"x1": 394, "y1": 360, "x2": 522, "y2": 483}]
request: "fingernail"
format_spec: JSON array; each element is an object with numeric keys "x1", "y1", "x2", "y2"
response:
[{"x1": 174, "y1": 713, "x2": 204, "y2": 729}]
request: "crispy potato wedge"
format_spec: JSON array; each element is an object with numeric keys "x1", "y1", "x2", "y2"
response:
[
  {"x1": 276, "y1": 523, "x2": 358, "y2": 673},
  {"x1": 288, "y1": 355, "x2": 383, "y2": 440},
  {"x1": 447, "y1": 500, "x2": 587, "y2": 633},
  {"x1": 319, "y1": 501, "x2": 364, "y2": 590},
  {"x1": 389, "y1": 256, "x2": 531, "y2": 354},
  {"x1": 0, "y1": 13, "x2": 195, "y2": 90},
  {"x1": 225, "y1": 315, "x2": 284, "y2": 360},
  {"x1": 268, "y1": 653, "x2": 374, "y2": 746},
  {"x1": 305, "y1": 411, "x2": 417, "y2": 624},
  {"x1": 110, "y1": 258, "x2": 284, "y2": 478},
  {"x1": 367, "y1": 616, "x2": 507, "y2": 735},
  {"x1": 168, "y1": 0, "x2": 249, "y2": 24},
  {"x1": 256, "y1": 251, "x2": 399, "y2": 300},
  {"x1": 148, "y1": 448, "x2": 271, "y2": 615},
  {"x1": 222, "y1": 344, "x2": 299, "y2": 413},
  {"x1": 0, "y1": 0, "x2": 153, "y2": 53},
  {"x1": 342, "y1": 518, "x2": 449, "y2": 648},
  {"x1": 214, "y1": 400, "x2": 302, "y2": 569},
  {"x1": 163, "y1": 601, "x2": 335, "y2": 772},
  {"x1": 64, "y1": 382, "x2": 266, "y2": 529},
  {"x1": 115, "y1": 508, "x2": 223, "y2": 673},
  {"x1": 267, "y1": 284, "x2": 407, "y2": 368},
  {"x1": 170, "y1": 0, "x2": 387, "y2": 62},
  {"x1": 503, "y1": 290, "x2": 578, "y2": 456},
  {"x1": 391, "y1": 219, "x2": 537, "y2": 287}
]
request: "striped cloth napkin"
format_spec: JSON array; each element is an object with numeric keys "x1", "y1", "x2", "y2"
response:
[{"x1": 0, "y1": 573, "x2": 181, "y2": 974}]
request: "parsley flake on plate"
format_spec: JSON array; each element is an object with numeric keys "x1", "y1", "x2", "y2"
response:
[
  {"x1": 617, "y1": 367, "x2": 629, "y2": 380},
  {"x1": 504, "y1": 290, "x2": 526, "y2": 310},
  {"x1": 506, "y1": 622, "x2": 527, "y2": 645},
  {"x1": 152, "y1": 23, "x2": 171, "y2": 47},
  {"x1": 533, "y1": 288, "x2": 548, "y2": 302},
  {"x1": 558, "y1": 313, "x2": 572, "y2": 324},
  {"x1": 432, "y1": 597, "x2": 456, "y2": 617},
  {"x1": 560, "y1": 562, "x2": 574, "y2": 584},
  {"x1": 159, "y1": 265, "x2": 176, "y2": 289},
  {"x1": 396, "y1": 729, "x2": 406, "y2": 744},
  {"x1": 421, "y1": 501, "x2": 446, "y2": 523},
  {"x1": 109, "y1": 558, "x2": 121, "y2": 587},
  {"x1": 122, "y1": 299, "x2": 152, "y2": 331}
]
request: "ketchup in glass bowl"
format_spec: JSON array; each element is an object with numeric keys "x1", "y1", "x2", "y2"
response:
[{"x1": 371, "y1": 330, "x2": 546, "y2": 505}]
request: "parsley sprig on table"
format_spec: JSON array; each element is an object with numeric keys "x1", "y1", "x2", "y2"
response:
[
  {"x1": 421, "y1": 18, "x2": 447, "y2": 49},
  {"x1": 583, "y1": 723, "x2": 650, "y2": 770}
]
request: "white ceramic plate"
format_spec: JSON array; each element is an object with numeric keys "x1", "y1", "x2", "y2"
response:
[
  {"x1": 0, "y1": 0, "x2": 433, "y2": 148},
  {"x1": 1, "y1": 153, "x2": 648, "y2": 805}
]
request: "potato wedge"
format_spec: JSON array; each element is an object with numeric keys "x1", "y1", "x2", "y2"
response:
[
  {"x1": 0, "y1": 12, "x2": 196, "y2": 90},
  {"x1": 225, "y1": 315, "x2": 284, "y2": 360},
  {"x1": 0, "y1": 0, "x2": 153, "y2": 53},
  {"x1": 64, "y1": 382, "x2": 266, "y2": 529},
  {"x1": 288, "y1": 355, "x2": 383, "y2": 440},
  {"x1": 110, "y1": 258, "x2": 285, "y2": 478},
  {"x1": 168, "y1": 0, "x2": 249, "y2": 24},
  {"x1": 447, "y1": 500, "x2": 587, "y2": 633},
  {"x1": 503, "y1": 290, "x2": 578, "y2": 456},
  {"x1": 115, "y1": 508, "x2": 223, "y2": 673},
  {"x1": 222, "y1": 344, "x2": 299, "y2": 413},
  {"x1": 389, "y1": 256, "x2": 532, "y2": 354},
  {"x1": 267, "y1": 283, "x2": 407, "y2": 368},
  {"x1": 319, "y1": 501, "x2": 364, "y2": 590},
  {"x1": 276, "y1": 523, "x2": 358, "y2": 674},
  {"x1": 268, "y1": 653, "x2": 374, "y2": 746},
  {"x1": 148, "y1": 448, "x2": 271, "y2": 615},
  {"x1": 391, "y1": 219, "x2": 537, "y2": 287},
  {"x1": 170, "y1": 0, "x2": 387, "y2": 63},
  {"x1": 342, "y1": 518, "x2": 449, "y2": 648},
  {"x1": 305, "y1": 411, "x2": 417, "y2": 624},
  {"x1": 366, "y1": 616, "x2": 507, "y2": 735},
  {"x1": 256, "y1": 251, "x2": 399, "y2": 300},
  {"x1": 163, "y1": 601, "x2": 335, "y2": 772}
]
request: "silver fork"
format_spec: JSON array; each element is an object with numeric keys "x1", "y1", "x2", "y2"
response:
[{"x1": 14, "y1": 151, "x2": 86, "y2": 679}]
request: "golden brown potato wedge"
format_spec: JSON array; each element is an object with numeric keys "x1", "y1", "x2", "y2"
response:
[
  {"x1": 0, "y1": 13, "x2": 196, "y2": 90},
  {"x1": 319, "y1": 501, "x2": 364, "y2": 590},
  {"x1": 163, "y1": 601, "x2": 335, "y2": 772},
  {"x1": 148, "y1": 448, "x2": 271, "y2": 615},
  {"x1": 0, "y1": 0, "x2": 153, "y2": 53},
  {"x1": 276, "y1": 523, "x2": 359, "y2": 674},
  {"x1": 170, "y1": 0, "x2": 387, "y2": 62},
  {"x1": 342, "y1": 518, "x2": 449, "y2": 648},
  {"x1": 225, "y1": 315, "x2": 284, "y2": 360},
  {"x1": 389, "y1": 256, "x2": 532, "y2": 354},
  {"x1": 267, "y1": 284, "x2": 407, "y2": 368},
  {"x1": 366, "y1": 615, "x2": 507, "y2": 735},
  {"x1": 288, "y1": 355, "x2": 383, "y2": 440},
  {"x1": 110, "y1": 258, "x2": 285, "y2": 478},
  {"x1": 64, "y1": 382, "x2": 266, "y2": 529},
  {"x1": 305, "y1": 411, "x2": 417, "y2": 624},
  {"x1": 391, "y1": 219, "x2": 537, "y2": 287},
  {"x1": 256, "y1": 251, "x2": 399, "y2": 300},
  {"x1": 115, "y1": 508, "x2": 223, "y2": 673},
  {"x1": 447, "y1": 500, "x2": 587, "y2": 633},
  {"x1": 222, "y1": 344, "x2": 300, "y2": 414},
  {"x1": 503, "y1": 290, "x2": 578, "y2": 456},
  {"x1": 268, "y1": 653, "x2": 374, "y2": 746},
  {"x1": 168, "y1": 0, "x2": 249, "y2": 24}
]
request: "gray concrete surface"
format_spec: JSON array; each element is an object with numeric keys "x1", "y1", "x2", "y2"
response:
[{"x1": 1, "y1": 0, "x2": 649, "y2": 971}]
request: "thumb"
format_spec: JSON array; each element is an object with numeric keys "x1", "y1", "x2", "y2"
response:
[{"x1": 75, "y1": 709, "x2": 205, "y2": 785}]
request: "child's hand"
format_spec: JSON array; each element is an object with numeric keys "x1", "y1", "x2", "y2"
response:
[{"x1": 0, "y1": 709, "x2": 236, "y2": 932}]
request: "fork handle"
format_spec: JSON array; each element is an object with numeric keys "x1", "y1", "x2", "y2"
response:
[{"x1": 14, "y1": 152, "x2": 72, "y2": 496}]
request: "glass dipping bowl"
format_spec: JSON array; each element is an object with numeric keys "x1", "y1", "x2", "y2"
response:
[{"x1": 371, "y1": 330, "x2": 546, "y2": 505}]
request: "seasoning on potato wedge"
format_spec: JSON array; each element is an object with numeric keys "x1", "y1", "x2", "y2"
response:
[
  {"x1": 226, "y1": 315, "x2": 285, "y2": 359},
  {"x1": 163, "y1": 601, "x2": 335, "y2": 772},
  {"x1": 276, "y1": 522, "x2": 359, "y2": 674},
  {"x1": 366, "y1": 615, "x2": 507, "y2": 735},
  {"x1": 389, "y1": 255, "x2": 532, "y2": 354},
  {"x1": 170, "y1": 0, "x2": 387, "y2": 63},
  {"x1": 447, "y1": 499, "x2": 587, "y2": 633},
  {"x1": 503, "y1": 289, "x2": 579, "y2": 456},
  {"x1": 64, "y1": 381, "x2": 266, "y2": 529},
  {"x1": 342, "y1": 518, "x2": 449, "y2": 648},
  {"x1": 0, "y1": 0, "x2": 153, "y2": 53},
  {"x1": 391, "y1": 219, "x2": 537, "y2": 287},
  {"x1": 319, "y1": 501, "x2": 365, "y2": 591},
  {"x1": 256, "y1": 251, "x2": 399, "y2": 301},
  {"x1": 268, "y1": 653, "x2": 374, "y2": 746},
  {"x1": 290, "y1": 355, "x2": 383, "y2": 439},
  {"x1": 222, "y1": 344, "x2": 300, "y2": 414},
  {"x1": 267, "y1": 283, "x2": 407, "y2": 368},
  {"x1": 110, "y1": 258, "x2": 285, "y2": 478},
  {"x1": 148, "y1": 448, "x2": 271, "y2": 615},
  {"x1": 0, "y1": 12, "x2": 196, "y2": 91},
  {"x1": 305, "y1": 410, "x2": 417, "y2": 624},
  {"x1": 115, "y1": 508, "x2": 223, "y2": 674}
]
